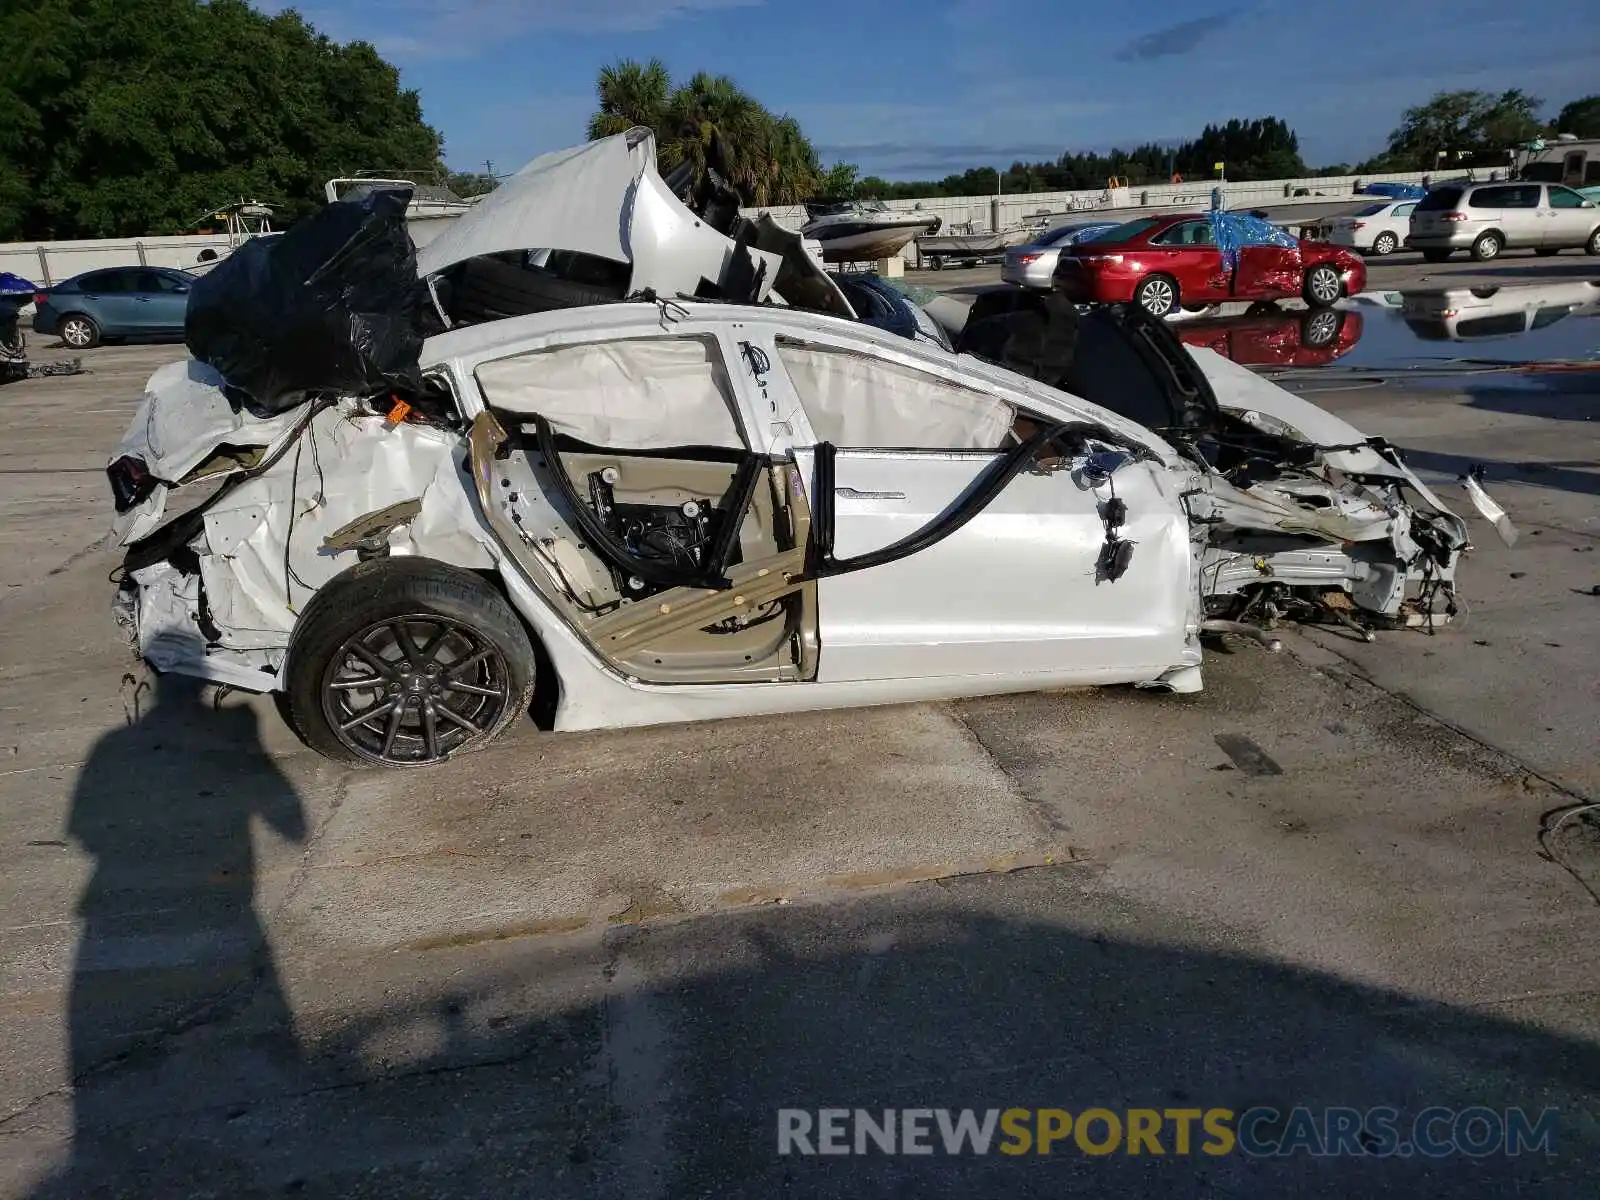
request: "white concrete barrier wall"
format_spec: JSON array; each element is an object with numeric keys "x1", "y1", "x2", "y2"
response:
[
  {"x1": 745, "y1": 169, "x2": 1458, "y2": 233},
  {"x1": 0, "y1": 234, "x2": 233, "y2": 286}
]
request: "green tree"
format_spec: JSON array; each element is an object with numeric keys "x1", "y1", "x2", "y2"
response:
[
  {"x1": 586, "y1": 59, "x2": 821, "y2": 205},
  {"x1": 1374, "y1": 89, "x2": 1543, "y2": 170},
  {"x1": 1177, "y1": 117, "x2": 1306, "y2": 180},
  {"x1": 446, "y1": 172, "x2": 499, "y2": 198},
  {"x1": 0, "y1": 0, "x2": 443, "y2": 240},
  {"x1": 1553, "y1": 95, "x2": 1600, "y2": 138},
  {"x1": 817, "y1": 162, "x2": 859, "y2": 198}
]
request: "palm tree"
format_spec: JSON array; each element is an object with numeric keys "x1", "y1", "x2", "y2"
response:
[
  {"x1": 767, "y1": 115, "x2": 823, "y2": 204},
  {"x1": 586, "y1": 59, "x2": 829, "y2": 204},
  {"x1": 587, "y1": 58, "x2": 672, "y2": 146}
]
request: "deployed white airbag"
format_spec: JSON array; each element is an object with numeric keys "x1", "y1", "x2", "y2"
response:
[
  {"x1": 777, "y1": 341, "x2": 1014, "y2": 450},
  {"x1": 475, "y1": 336, "x2": 746, "y2": 450}
]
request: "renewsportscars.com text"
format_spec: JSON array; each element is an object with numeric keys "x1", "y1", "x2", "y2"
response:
[{"x1": 777, "y1": 1106, "x2": 1558, "y2": 1158}]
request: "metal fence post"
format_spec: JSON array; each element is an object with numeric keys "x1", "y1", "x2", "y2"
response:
[
  {"x1": 36, "y1": 246, "x2": 51, "y2": 285},
  {"x1": 136, "y1": 241, "x2": 148, "y2": 266}
]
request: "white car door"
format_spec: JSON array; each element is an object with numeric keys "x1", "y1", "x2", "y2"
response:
[
  {"x1": 769, "y1": 335, "x2": 1195, "y2": 684},
  {"x1": 1387, "y1": 202, "x2": 1416, "y2": 245}
]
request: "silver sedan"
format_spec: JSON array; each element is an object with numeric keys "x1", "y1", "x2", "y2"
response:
[{"x1": 1001, "y1": 221, "x2": 1122, "y2": 289}]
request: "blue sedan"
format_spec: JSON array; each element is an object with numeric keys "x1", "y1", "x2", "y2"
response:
[{"x1": 33, "y1": 266, "x2": 195, "y2": 349}]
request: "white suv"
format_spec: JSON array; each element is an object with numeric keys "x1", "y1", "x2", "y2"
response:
[{"x1": 1408, "y1": 182, "x2": 1600, "y2": 262}]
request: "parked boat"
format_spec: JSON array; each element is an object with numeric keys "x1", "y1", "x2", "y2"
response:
[
  {"x1": 801, "y1": 199, "x2": 941, "y2": 264},
  {"x1": 324, "y1": 178, "x2": 482, "y2": 249},
  {"x1": 915, "y1": 222, "x2": 1007, "y2": 269}
]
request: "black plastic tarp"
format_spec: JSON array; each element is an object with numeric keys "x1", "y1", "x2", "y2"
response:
[{"x1": 185, "y1": 188, "x2": 424, "y2": 413}]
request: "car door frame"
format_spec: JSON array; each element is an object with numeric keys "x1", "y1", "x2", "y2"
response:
[
  {"x1": 749, "y1": 324, "x2": 1199, "y2": 685},
  {"x1": 1543, "y1": 184, "x2": 1596, "y2": 248},
  {"x1": 1145, "y1": 219, "x2": 1229, "y2": 303},
  {"x1": 142, "y1": 269, "x2": 193, "y2": 335},
  {"x1": 1496, "y1": 184, "x2": 1543, "y2": 248},
  {"x1": 1390, "y1": 201, "x2": 1417, "y2": 246},
  {"x1": 73, "y1": 269, "x2": 136, "y2": 334},
  {"x1": 123, "y1": 269, "x2": 175, "y2": 335}
]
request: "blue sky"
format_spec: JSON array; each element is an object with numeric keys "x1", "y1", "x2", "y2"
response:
[{"x1": 278, "y1": 0, "x2": 1599, "y2": 179}]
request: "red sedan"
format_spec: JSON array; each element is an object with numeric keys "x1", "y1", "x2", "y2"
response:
[{"x1": 1050, "y1": 213, "x2": 1366, "y2": 318}]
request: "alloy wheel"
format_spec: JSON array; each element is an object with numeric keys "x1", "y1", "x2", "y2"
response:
[
  {"x1": 319, "y1": 614, "x2": 512, "y2": 766},
  {"x1": 61, "y1": 318, "x2": 93, "y2": 348},
  {"x1": 1308, "y1": 267, "x2": 1341, "y2": 304},
  {"x1": 1137, "y1": 278, "x2": 1175, "y2": 317}
]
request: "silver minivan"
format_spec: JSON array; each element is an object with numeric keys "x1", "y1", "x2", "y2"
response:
[{"x1": 1408, "y1": 182, "x2": 1600, "y2": 262}]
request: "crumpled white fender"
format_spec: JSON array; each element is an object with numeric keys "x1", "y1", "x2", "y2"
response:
[
  {"x1": 196, "y1": 403, "x2": 496, "y2": 650},
  {"x1": 110, "y1": 358, "x2": 306, "y2": 484},
  {"x1": 110, "y1": 360, "x2": 309, "y2": 545}
]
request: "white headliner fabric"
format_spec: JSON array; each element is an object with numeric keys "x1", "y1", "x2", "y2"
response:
[
  {"x1": 777, "y1": 342, "x2": 1014, "y2": 449},
  {"x1": 475, "y1": 337, "x2": 746, "y2": 449},
  {"x1": 416, "y1": 133, "x2": 642, "y2": 276}
]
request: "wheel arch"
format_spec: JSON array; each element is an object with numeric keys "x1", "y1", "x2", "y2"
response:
[{"x1": 467, "y1": 564, "x2": 561, "y2": 730}]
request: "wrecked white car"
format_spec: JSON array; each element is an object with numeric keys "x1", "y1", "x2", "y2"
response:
[{"x1": 105, "y1": 132, "x2": 1494, "y2": 767}]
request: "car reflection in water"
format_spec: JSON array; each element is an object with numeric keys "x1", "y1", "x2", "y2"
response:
[
  {"x1": 1174, "y1": 304, "x2": 1365, "y2": 367},
  {"x1": 1400, "y1": 280, "x2": 1600, "y2": 342}
]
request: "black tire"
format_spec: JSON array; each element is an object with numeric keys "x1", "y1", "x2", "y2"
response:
[
  {"x1": 1469, "y1": 230, "x2": 1503, "y2": 262},
  {"x1": 1133, "y1": 273, "x2": 1178, "y2": 318},
  {"x1": 1421, "y1": 248, "x2": 1452, "y2": 262},
  {"x1": 1534, "y1": 247, "x2": 1560, "y2": 257},
  {"x1": 1301, "y1": 308, "x2": 1342, "y2": 348},
  {"x1": 1586, "y1": 227, "x2": 1600, "y2": 257},
  {"x1": 58, "y1": 313, "x2": 100, "y2": 349},
  {"x1": 283, "y1": 557, "x2": 537, "y2": 768},
  {"x1": 444, "y1": 253, "x2": 626, "y2": 325},
  {"x1": 927, "y1": 256, "x2": 944, "y2": 271},
  {"x1": 1371, "y1": 232, "x2": 1399, "y2": 256},
  {"x1": 1303, "y1": 264, "x2": 1343, "y2": 308}
]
